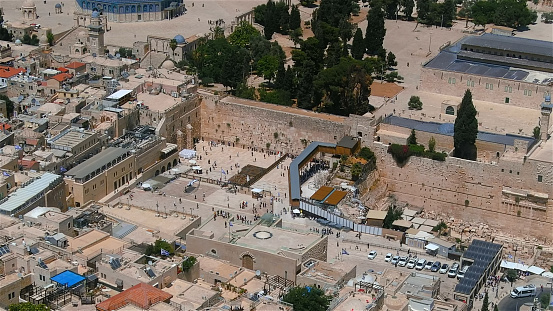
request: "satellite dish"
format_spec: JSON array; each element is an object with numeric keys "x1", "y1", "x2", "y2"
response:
[
  {"x1": 255, "y1": 270, "x2": 261, "y2": 276},
  {"x1": 148, "y1": 260, "x2": 153, "y2": 266},
  {"x1": 115, "y1": 53, "x2": 121, "y2": 58}
]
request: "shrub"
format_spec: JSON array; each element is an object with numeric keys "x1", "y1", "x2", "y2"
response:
[
  {"x1": 182, "y1": 256, "x2": 197, "y2": 271},
  {"x1": 388, "y1": 144, "x2": 446, "y2": 166},
  {"x1": 408, "y1": 95, "x2": 423, "y2": 110}
]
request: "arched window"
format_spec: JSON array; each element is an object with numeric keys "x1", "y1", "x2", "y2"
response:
[{"x1": 445, "y1": 106, "x2": 455, "y2": 115}]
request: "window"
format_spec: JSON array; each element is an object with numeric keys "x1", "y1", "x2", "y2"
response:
[
  {"x1": 524, "y1": 90, "x2": 532, "y2": 96},
  {"x1": 505, "y1": 97, "x2": 509, "y2": 103},
  {"x1": 8, "y1": 292, "x2": 15, "y2": 299},
  {"x1": 501, "y1": 169, "x2": 504, "y2": 172},
  {"x1": 538, "y1": 175, "x2": 543, "y2": 182},
  {"x1": 509, "y1": 170, "x2": 512, "y2": 174},
  {"x1": 448, "y1": 77, "x2": 456, "y2": 84}
]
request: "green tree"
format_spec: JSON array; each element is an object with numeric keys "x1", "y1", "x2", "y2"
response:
[
  {"x1": 408, "y1": 95, "x2": 423, "y2": 110},
  {"x1": 432, "y1": 220, "x2": 448, "y2": 235},
  {"x1": 169, "y1": 39, "x2": 178, "y2": 59},
  {"x1": 402, "y1": 0, "x2": 415, "y2": 20},
  {"x1": 290, "y1": 27, "x2": 303, "y2": 47},
  {"x1": 182, "y1": 256, "x2": 197, "y2": 271},
  {"x1": 351, "y1": 28, "x2": 365, "y2": 60},
  {"x1": 417, "y1": 0, "x2": 432, "y2": 21},
  {"x1": 543, "y1": 12, "x2": 553, "y2": 23},
  {"x1": 533, "y1": 126, "x2": 540, "y2": 139},
  {"x1": 228, "y1": 20, "x2": 261, "y2": 47},
  {"x1": 9, "y1": 303, "x2": 49, "y2": 311},
  {"x1": 428, "y1": 136, "x2": 436, "y2": 152},
  {"x1": 383, "y1": 205, "x2": 403, "y2": 228},
  {"x1": 386, "y1": 51, "x2": 397, "y2": 67},
  {"x1": 359, "y1": 147, "x2": 376, "y2": 162},
  {"x1": 481, "y1": 292, "x2": 489, "y2": 311},
  {"x1": 506, "y1": 269, "x2": 518, "y2": 283},
  {"x1": 289, "y1": 5, "x2": 302, "y2": 30},
  {"x1": 0, "y1": 95, "x2": 16, "y2": 120},
  {"x1": 22, "y1": 34, "x2": 32, "y2": 45},
  {"x1": 30, "y1": 34, "x2": 39, "y2": 46},
  {"x1": 384, "y1": 0, "x2": 401, "y2": 19},
  {"x1": 47, "y1": 32, "x2": 55, "y2": 46},
  {"x1": 257, "y1": 55, "x2": 280, "y2": 81},
  {"x1": 493, "y1": 304, "x2": 499, "y2": 311},
  {"x1": 282, "y1": 286, "x2": 331, "y2": 311},
  {"x1": 145, "y1": 239, "x2": 174, "y2": 257},
  {"x1": 301, "y1": 0, "x2": 315, "y2": 6},
  {"x1": 454, "y1": 89, "x2": 478, "y2": 160},
  {"x1": 365, "y1": 3, "x2": 386, "y2": 55},
  {"x1": 407, "y1": 129, "x2": 417, "y2": 145},
  {"x1": 313, "y1": 57, "x2": 373, "y2": 116}
]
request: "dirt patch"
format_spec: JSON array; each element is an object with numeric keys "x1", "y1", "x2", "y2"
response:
[{"x1": 370, "y1": 82, "x2": 405, "y2": 98}]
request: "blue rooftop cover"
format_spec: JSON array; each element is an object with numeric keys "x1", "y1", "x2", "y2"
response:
[
  {"x1": 51, "y1": 270, "x2": 86, "y2": 287},
  {"x1": 174, "y1": 35, "x2": 186, "y2": 44},
  {"x1": 91, "y1": 11, "x2": 100, "y2": 18}
]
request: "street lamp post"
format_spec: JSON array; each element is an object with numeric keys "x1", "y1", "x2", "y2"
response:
[
  {"x1": 429, "y1": 32, "x2": 432, "y2": 53},
  {"x1": 514, "y1": 244, "x2": 518, "y2": 263}
]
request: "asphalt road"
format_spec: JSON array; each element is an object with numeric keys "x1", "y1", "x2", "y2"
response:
[{"x1": 497, "y1": 289, "x2": 551, "y2": 311}]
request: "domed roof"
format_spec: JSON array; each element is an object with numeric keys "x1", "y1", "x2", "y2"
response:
[
  {"x1": 161, "y1": 60, "x2": 175, "y2": 69},
  {"x1": 173, "y1": 35, "x2": 186, "y2": 44},
  {"x1": 91, "y1": 11, "x2": 100, "y2": 18},
  {"x1": 77, "y1": 31, "x2": 87, "y2": 39},
  {"x1": 15, "y1": 39, "x2": 22, "y2": 45},
  {"x1": 23, "y1": 0, "x2": 35, "y2": 7},
  {"x1": 39, "y1": 34, "x2": 48, "y2": 44},
  {"x1": 55, "y1": 3, "x2": 62, "y2": 8}
]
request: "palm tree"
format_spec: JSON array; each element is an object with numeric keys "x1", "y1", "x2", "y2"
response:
[{"x1": 169, "y1": 39, "x2": 178, "y2": 59}]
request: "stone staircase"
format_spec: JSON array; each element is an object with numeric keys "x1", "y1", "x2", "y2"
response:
[{"x1": 112, "y1": 222, "x2": 138, "y2": 239}]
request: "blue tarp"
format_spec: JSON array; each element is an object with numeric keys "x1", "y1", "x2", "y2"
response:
[{"x1": 51, "y1": 270, "x2": 86, "y2": 288}]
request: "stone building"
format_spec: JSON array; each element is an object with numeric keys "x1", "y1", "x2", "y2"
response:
[
  {"x1": 21, "y1": 0, "x2": 37, "y2": 20},
  {"x1": 74, "y1": 0, "x2": 184, "y2": 23},
  {"x1": 422, "y1": 34, "x2": 553, "y2": 110},
  {"x1": 187, "y1": 219, "x2": 328, "y2": 282}
]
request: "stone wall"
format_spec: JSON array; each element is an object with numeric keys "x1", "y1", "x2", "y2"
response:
[
  {"x1": 199, "y1": 92, "x2": 351, "y2": 155},
  {"x1": 371, "y1": 141, "x2": 553, "y2": 240},
  {"x1": 420, "y1": 67, "x2": 552, "y2": 110}
]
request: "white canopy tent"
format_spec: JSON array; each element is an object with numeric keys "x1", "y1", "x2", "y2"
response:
[
  {"x1": 527, "y1": 266, "x2": 545, "y2": 275},
  {"x1": 251, "y1": 188, "x2": 263, "y2": 194},
  {"x1": 425, "y1": 244, "x2": 440, "y2": 251},
  {"x1": 179, "y1": 149, "x2": 196, "y2": 159}
]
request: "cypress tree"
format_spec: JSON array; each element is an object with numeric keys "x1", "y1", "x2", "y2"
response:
[
  {"x1": 365, "y1": 3, "x2": 386, "y2": 55},
  {"x1": 289, "y1": 5, "x2": 301, "y2": 30},
  {"x1": 351, "y1": 28, "x2": 365, "y2": 60},
  {"x1": 454, "y1": 89, "x2": 478, "y2": 160}
]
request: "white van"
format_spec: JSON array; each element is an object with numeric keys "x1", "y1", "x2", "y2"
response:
[{"x1": 510, "y1": 284, "x2": 536, "y2": 298}]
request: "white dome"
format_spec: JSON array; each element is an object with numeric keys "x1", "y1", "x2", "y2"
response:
[
  {"x1": 77, "y1": 31, "x2": 87, "y2": 39},
  {"x1": 161, "y1": 60, "x2": 175, "y2": 69},
  {"x1": 23, "y1": 0, "x2": 35, "y2": 7}
]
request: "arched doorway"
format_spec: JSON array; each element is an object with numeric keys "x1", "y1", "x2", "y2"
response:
[
  {"x1": 173, "y1": 159, "x2": 178, "y2": 167},
  {"x1": 445, "y1": 106, "x2": 455, "y2": 115},
  {"x1": 242, "y1": 254, "x2": 254, "y2": 270},
  {"x1": 167, "y1": 162, "x2": 172, "y2": 170},
  {"x1": 161, "y1": 166, "x2": 166, "y2": 173},
  {"x1": 155, "y1": 170, "x2": 160, "y2": 176}
]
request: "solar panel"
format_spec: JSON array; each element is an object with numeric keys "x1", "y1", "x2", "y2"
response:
[
  {"x1": 109, "y1": 258, "x2": 122, "y2": 270},
  {"x1": 146, "y1": 267, "x2": 156, "y2": 278},
  {"x1": 0, "y1": 245, "x2": 10, "y2": 256},
  {"x1": 38, "y1": 261, "x2": 48, "y2": 269}
]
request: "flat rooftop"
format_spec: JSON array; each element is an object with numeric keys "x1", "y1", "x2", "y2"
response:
[
  {"x1": 235, "y1": 226, "x2": 321, "y2": 254},
  {"x1": 163, "y1": 279, "x2": 218, "y2": 310},
  {"x1": 137, "y1": 92, "x2": 181, "y2": 112},
  {"x1": 397, "y1": 272, "x2": 439, "y2": 298},
  {"x1": 383, "y1": 115, "x2": 535, "y2": 146},
  {"x1": 528, "y1": 138, "x2": 553, "y2": 163},
  {"x1": 48, "y1": 129, "x2": 95, "y2": 150},
  {"x1": 463, "y1": 33, "x2": 553, "y2": 58},
  {"x1": 65, "y1": 147, "x2": 130, "y2": 180},
  {"x1": 0, "y1": 173, "x2": 63, "y2": 214},
  {"x1": 424, "y1": 36, "x2": 553, "y2": 84}
]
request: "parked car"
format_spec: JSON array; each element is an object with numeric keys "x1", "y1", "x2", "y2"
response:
[
  {"x1": 406, "y1": 258, "x2": 417, "y2": 269},
  {"x1": 385, "y1": 253, "x2": 393, "y2": 262},
  {"x1": 457, "y1": 266, "x2": 469, "y2": 280},
  {"x1": 368, "y1": 251, "x2": 377, "y2": 260},
  {"x1": 415, "y1": 259, "x2": 427, "y2": 270},
  {"x1": 448, "y1": 266, "x2": 459, "y2": 278},
  {"x1": 439, "y1": 263, "x2": 449, "y2": 274},
  {"x1": 430, "y1": 261, "x2": 441, "y2": 272},
  {"x1": 424, "y1": 261, "x2": 434, "y2": 270},
  {"x1": 398, "y1": 257, "x2": 408, "y2": 267},
  {"x1": 391, "y1": 256, "x2": 400, "y2": 265}
]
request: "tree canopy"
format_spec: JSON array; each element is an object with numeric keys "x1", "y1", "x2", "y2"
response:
[
  {"x1": 470, "y1": 0, "x2": 537, "y2": 28},
  {"x1": 351, "y1": 28, "x2": 365, "y2": 60},
  {"x1": 9, "y1": 303, "x2": 49, "y2": 311},
  {"x1": 0, "y1": 95, "x2": 15, "y2": 119},
  {"x1": 282, "y1": 286, "x2": 332, "y2": 311},
  {"x1": 383, "y1": 205, "x2": 403, "y2": 228},
  {"x1": 228, "y1": 21, "x2": 261, "y2": 47},
  {"x1": 454, "y1": 89, "x2": 478, "y2": 160},
  {"x1": 365, "y1": 3, "x2": 386, "y2": 55}
]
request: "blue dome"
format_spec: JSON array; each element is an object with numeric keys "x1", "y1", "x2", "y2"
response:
[
  {"x1": 173, "y1": 35, "x2": 185, "y2": 44},
  {"x1": 55, "y1": 3, "x2": 61, "y2": 8},
  {"x1": 91, "y1": 11, "x2": 100, "y2": 18}
]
